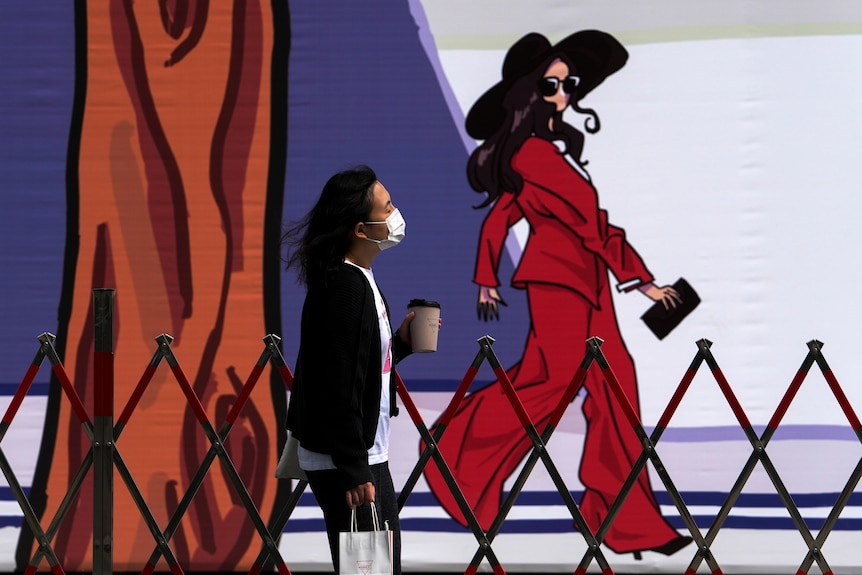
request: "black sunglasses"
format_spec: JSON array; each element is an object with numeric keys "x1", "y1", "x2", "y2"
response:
[{"x1": 538, "y1": 75, "x2": 580, "y2": 97}]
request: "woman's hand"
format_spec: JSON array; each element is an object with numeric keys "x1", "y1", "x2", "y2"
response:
[
  {"x1": 397, "y1": 310, "x2": 442, "y2": 350},
  {"x1": 346, "y1": 481, "x2": 375, "y2": 508},
  {"x1": 397, "y1": 311, "x2": 415, "y2": 348},
  {"x1": 643, "y1": 284, "x2": 682, "y2": 310},
  {"x1": 477, "y1": 286, "x2": 507, "y2": 321}
]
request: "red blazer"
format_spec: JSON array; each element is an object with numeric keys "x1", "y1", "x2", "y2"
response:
[{"x1": 474, "y1": 136, "x2": 653, "y2": 308}]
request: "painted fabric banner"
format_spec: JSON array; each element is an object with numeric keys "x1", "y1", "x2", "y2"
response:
[{"x1": 1, "y1": 0, "x2": 862, "y2": 572}]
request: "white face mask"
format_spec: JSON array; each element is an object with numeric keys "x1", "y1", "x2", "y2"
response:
[{"x1": 364, "y1": 208, "x2": 406, "y2": 251}]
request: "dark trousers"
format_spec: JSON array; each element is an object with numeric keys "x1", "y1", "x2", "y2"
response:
[{"x1": 306, "y1": 461, "x2": 401, "y2": 574}]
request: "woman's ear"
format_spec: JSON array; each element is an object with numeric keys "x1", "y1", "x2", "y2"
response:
[{"x1": 353, "y1": 221, "x2": 368, "y2": 240}]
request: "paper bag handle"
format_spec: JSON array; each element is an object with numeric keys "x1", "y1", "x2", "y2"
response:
[{"x1": 349, "y1": 503, "x2": 381, "y2": 532}]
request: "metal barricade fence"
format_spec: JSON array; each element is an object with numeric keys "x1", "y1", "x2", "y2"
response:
[
  {"x1": 396, "y1": 336, "x2": 614, "y2": 575},
  {"x1": 3, "y1": 290, "x2": 860, "y2": 573},
  {"x1": 4, "y1": 291, "x2": 295, "y2": 575},
  {"x1": 393, "y1": 335, "x2": 862, "y2": 575},
  {"x1": 3, "y1": 332, "x2": 69, "y2": 575}
]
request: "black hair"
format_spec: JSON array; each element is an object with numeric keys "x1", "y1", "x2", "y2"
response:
[
  {"x1": 467, "y1": 54, "x2": 598, "y2": 208},
  {"x1": 283, "y1": 165, "x2": 377, "y2": 287}
]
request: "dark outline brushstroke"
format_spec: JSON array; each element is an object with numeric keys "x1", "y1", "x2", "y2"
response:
[
  {"x1": 261, "y1": 0, "x2": 291, "y2": 569},
  {"x1": 15, "y1": 0, "x2": 87, "y2": 569},
  {"x1": 178, "y1": 0, "x2": 267, "y2": 566},
  {"x1": 164, "y1": 0, "x2": 210, "y2": 67},
  {"x1": 159, "y1": 0, "x2": 189, "y2": 39},
  {"x1": 116, "y1": 0, "x2": 194, "y2": 327}
]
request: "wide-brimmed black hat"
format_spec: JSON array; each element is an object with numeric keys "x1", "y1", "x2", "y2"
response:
[{"x1": 465, "y1": 30, "x2": 628, "y2": 139}]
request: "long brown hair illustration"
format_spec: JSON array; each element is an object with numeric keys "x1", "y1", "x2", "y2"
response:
[{"x1": 18, "y1": 1, "x2": 290, "y2": 570}]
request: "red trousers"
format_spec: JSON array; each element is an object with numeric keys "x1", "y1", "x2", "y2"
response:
[{"x1": 423, "y1": 282, "x2": 681, "y2": 553}]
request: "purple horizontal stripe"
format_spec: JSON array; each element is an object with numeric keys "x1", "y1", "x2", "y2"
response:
[
  {"x1": 4, "y1": 488, "x2": 862, "y2": 533},
  {"x1": 649, "y1": 424, "x2": 859, "y2": 442},
  {"x1": 297, "y1": 490, "x2": 861, "y2": 509},
  {"x1": 280, "y1": 516, "x2": 862, "y2": 534}
]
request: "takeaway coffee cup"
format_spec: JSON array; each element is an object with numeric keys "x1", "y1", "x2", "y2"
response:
[{"x1": 407, "y1": 299, "x2": 441, "y2": 353}]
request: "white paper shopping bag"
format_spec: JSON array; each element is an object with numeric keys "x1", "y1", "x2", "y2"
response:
[{"x1": 338, "y1": 503, "x2": 392, "y2": 575}]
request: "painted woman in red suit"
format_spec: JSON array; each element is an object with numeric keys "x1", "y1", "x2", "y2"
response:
[{"x1": 423, "y1": 31, "x2": 692, "y2": 556}]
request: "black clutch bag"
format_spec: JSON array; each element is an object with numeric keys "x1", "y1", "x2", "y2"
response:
[{"x1": 640, "y1": 278, "x2": 700, "y2": 340}]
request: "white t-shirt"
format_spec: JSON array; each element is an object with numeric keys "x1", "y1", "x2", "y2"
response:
[{"x1": 298, "y1": 261, "x2": 392, "y2": 471}]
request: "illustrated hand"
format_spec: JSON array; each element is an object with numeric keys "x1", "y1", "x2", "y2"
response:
[
  {"x1": 346, "y1": 481, "x2": 375, "y2": 508},
  {"x1": 643, "y1": 284, "x2": 682, "y2": 310},
  {"x1": 477, "y1": 286, "x2": 507, "y2": 321}
]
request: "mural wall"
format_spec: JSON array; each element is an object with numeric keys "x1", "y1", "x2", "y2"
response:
[{"x1": 2, "y1": 0, "x2": 862, "y2": 571}]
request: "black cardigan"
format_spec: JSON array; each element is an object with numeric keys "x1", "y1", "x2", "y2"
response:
[{"x1": 286, "y1": 263, "x2": 410, "y2": 490}]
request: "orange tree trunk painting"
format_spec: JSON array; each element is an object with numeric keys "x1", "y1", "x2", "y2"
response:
[{"x1": 18, "y1": 1, "x2": 291, "y2": 571}]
